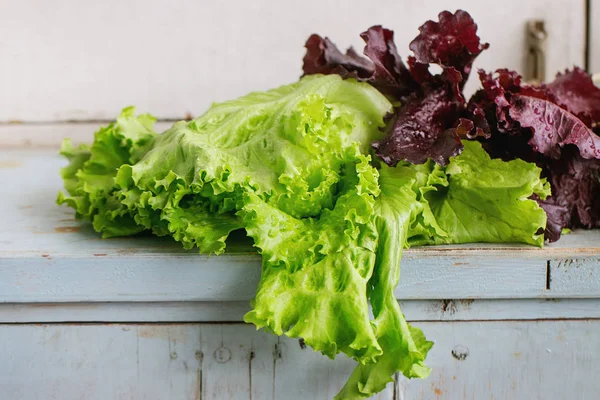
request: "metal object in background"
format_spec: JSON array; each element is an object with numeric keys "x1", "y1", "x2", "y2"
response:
[{"x1": 526, "y1": 20, "x2": 548, "y2": 84}]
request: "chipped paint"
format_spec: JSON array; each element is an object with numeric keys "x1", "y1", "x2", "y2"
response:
[
  {"x1": 116, "y1": 248, "x2": 139, "y2": 255},
  {"x1": 431, "y1": 375, "x2": 447, "y2": 398},
  {"x1": 441, "y1": 299, "x2": 457, "y2": 314},
  {"x1": 54, "y1": 226, "x2": 81, "y2": 233},
  {"x1": 451, "y1": 345, "x2": 469, "y2": 361},
  {"x1": 137, "y1": 326, "x2": 190, "y2": 343},
  {"x1": 459, "y1": 299, "x2": 474, "y2": 308},
  {"x1": 298, "y1": 338, "x2": 306, "y2": 349},
  {"x1": 0, "y1": 161, "x2": 21, "y2": 169}
]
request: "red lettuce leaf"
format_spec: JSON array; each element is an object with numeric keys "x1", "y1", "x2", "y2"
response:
[
  {"x1": 409, "y1": 10, "x2": 489, "y2": 89},
  {"x1": 535, "y1": 197, "x2": 570, "y2": 243},
  {"x1": 302, "y1": 26, "x2": 416, "y2": 97},
  {"x1": 372, "y1": 10, "x2": 488, "y2": 166},
  {"x1": 547, "y1": 67, "x2": 600, "y2": 125},
  {"x1": 543, "y1": 148, "x2": 600, "y2": 229},
  {"x1": 372, "y1": 88, "x2": 463, "y2": 165},
  {"x1": 302, "y1": 10, "x2": 487, "y2": 166},
  {"x1": 302, "y1": 34, "x2": 373, "y2": 79},
  {"x1": 466, "y1": 68, "x2": 600, "y2": 241},
  {"x1": 360, "y1": 26, "x2": 418, "y2": 97},
  {"x1": 509, "y1": 94, "x2": 600, "y2": 159},
  {"x1": 302, "y1": 11, "x2": 600, "y2": 242}
]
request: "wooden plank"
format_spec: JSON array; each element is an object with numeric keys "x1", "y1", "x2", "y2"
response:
[
  {"x1": 273, "y1": 336, "x2": 394, "y2": 399},
  {"x1": 0, "y1": 0, "x2": 585, "y2": 123},
  {"x1": 134, "y1": 325, "x2": 202, "y2": 399},
  {"x1": 400, "y1": 320, "x2": 600, "y2": 399},
  {"x1": 0, "y1": 301, "x2": 251, "y2": 323},
  {"x1": 0, "y1": 255, "x2": 548, "y2": 302},
  {"x1": 1, "y1": 321, "x2": 598, "y2": 399},
  {"x1": 200, "y1": 325, "x2": 251, "y2": 399},
  {"x1": 2, "y1": 298, "x2": 600, "y2": 323},
  {"x1": 399, "y1": 298, "x2": 600, "y2": 321},
  {"x1": 549, "y1": 258, "x2": 600, "y2": 297},
  {"x1": 397, "y1": 256, "x2": 546, "y2": 299},
  {"x1": 199, "y1": 325, "x2": 276, "y2": 400},
  {"x1": 0, "y1": 256, "x2": 261, "y2": 302},
  {"x1": 0, "y1": 324, "x2": 202, "y2": 400}
]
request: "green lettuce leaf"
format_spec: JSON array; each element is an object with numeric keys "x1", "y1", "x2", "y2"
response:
[
  {"x1": 117, "y1": 75, "x2": 392, "y2": 254},
  {"x1": 243, "y1": 155, "x2": 383, "y2": 363},
  {"x1": 335, "y1": 140, "x2": 548, "y2": 398},
  {"x1": 58, "y1": 75, "x2": 550, "y2": 400},
  {"x1": 336, "y1": 163, "x2": 433, "y2": 399},
  {"x1": 59, "y1": 75, "x2": 392, "y2": 255},
  {"x1": 57, "y1": 106, "x2": 157, "y2": 237},
  {"x1": 406, "y1": 141, "x2": 550, "y2": 247}
]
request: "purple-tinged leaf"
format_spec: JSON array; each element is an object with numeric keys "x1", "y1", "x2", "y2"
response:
[
  {"x1": 509, "y1": 95, "x2": 600, "y2": 159},
  {"x1": 372, "y1": 88, "x2": 463, "y2": 166},
  {"x1": 302, "y1": 27, "x2": 416, "y2": 97},
  {"x1": 302, "y1": 34, "x2": 373, "y2": 78},
  {"x1": 409, "y1": 10, "x2": 489, "y2": 87},
  {"x1": 547, "y1": 67, "x2": 600, "y2": 125}
]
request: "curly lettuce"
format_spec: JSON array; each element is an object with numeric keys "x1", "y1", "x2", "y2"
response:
[{"x1": 59, "y1": 74, "x2": 549, "y2": 399}]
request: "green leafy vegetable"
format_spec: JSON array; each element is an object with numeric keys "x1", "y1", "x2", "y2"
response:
[
  {"x1": 405, "y1": 141, "x2": 550, "y2": 247},
  {"x1": 57, "y1": 106, "x2": 158, "y2": 237},
  {"x1": 336, "y1": 141, "x2": 548, "y2": 398},
  {"x1": 58, "y1": 74, "x2": 549, "y2": 399}
]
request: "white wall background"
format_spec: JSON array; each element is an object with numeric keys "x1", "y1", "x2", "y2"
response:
[{"x1": 0, "y1": 0, "x2": 586, "y2": 123}]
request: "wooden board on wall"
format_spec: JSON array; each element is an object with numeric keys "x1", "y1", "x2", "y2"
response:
[
  {"x1": 1, "y1": 321, "x2": 599, "y2": 400},
  {"x1": 0, "y1": 0, "x2": 586, "y2": 122}
]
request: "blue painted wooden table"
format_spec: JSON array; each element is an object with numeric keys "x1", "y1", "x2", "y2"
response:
[{"x1": 1, "y1": 149, "x2": 600, "y2": 399}]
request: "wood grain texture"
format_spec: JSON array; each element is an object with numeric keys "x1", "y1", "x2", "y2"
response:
[
  {"x1": 1, "y1": 149, "x2": 600, "y2": 304},
  {"x1": 0, "y1": 256, "x2": 549, "y2": 302},
  {"x1": 549, "y1": 259, "x2": 600, "y2": 297},
  {"x1": 399, "y1": 320, "x2": 600, "y2": 400},
  {"x1": 1, "y1": 321, "x2": 598, "y2": 399},
  {"x1": 0, "y1": 324, "x2": 202, "y2": 399},
  {"x1": 0, "y1": 0, "x2": 585, "y2": 122},
  {"x1": 0, "y1": 122, "x2": 174, "y2": 148},
  {"x1": 2, "y1": 298, "x2": 600, "y2": 323}
]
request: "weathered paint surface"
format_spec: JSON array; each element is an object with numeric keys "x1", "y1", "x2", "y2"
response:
[
  {"x1": 2, "y1": 299, "x2": 600, "y2": 324},
  {"x1": 2, "y1": 150, "x2": 600, "y2": 304},
  {"x1": 549, "y1": 259, "x2": 600, "y2": 297},
  {"x1": 399, "y1": 320, "x2": 600, "y2": 400},
  {"x1": 0, "y1": 0, "x2": 585, "y2": 122},
  {"x1": 1, "y1": 322, "x2": 598, "y2": 400}
]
